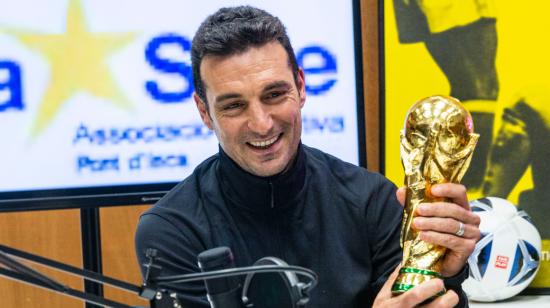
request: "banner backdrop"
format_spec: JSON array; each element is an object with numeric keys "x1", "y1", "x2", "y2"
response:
[
  {"x1": 384, "y1": 0, "x2": 550, "y2": 289},
  {"x1": 0, "y1": 0, "x2": 360, "y2": 196}
]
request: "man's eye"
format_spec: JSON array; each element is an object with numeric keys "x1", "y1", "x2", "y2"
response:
[
  {"x1": 223, "y1": 102, "x2": 243, "y2": 110},
  {"x1": 265, "y1": 91, "x2": 285, "y2": 100}
]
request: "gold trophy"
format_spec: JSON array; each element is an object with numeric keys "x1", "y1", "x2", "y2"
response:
[{"x1": 392, "y1": 96, "x2": 479, "y2": 294}]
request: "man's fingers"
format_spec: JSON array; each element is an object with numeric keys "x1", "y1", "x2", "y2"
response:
[
  {"x1": 398, "y1": 279, "x2": 446, "y2": 307},
  {"x1": 414, "y1": 217, "x2": 480, "y2": 239},
  {"x1": 430, "y1": 183, "x2": 469, "y2": 209},
  {"x1": 423, "y1": 290, "x2": 459, "y2": 308},
  {"x1": 378, "y1": 265, "x2": 402, "y2": 300},
  {"x1": 419, "y1": 230, "x2": 477, "y2": 254},
  {"x1": 396, "y1": 187, "x2": 406, "y2": 206},
  {"x1": 376, "y1": 275, "x2": 453, "y2": 308},
  {"x1": 416, "y1": 202, "x2": 481, "y2": 227}
]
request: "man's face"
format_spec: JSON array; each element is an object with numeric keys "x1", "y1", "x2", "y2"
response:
[{"x1": 194, "y1": 42, "x2": 306, "y2": 177}]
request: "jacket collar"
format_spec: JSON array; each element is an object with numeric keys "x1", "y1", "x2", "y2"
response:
[{"x1": 217, "y1": 143, "x2": 306, "y2": 211}]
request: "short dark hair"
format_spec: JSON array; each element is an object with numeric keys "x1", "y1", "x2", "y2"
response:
[{"x1": 191, "y1": 6, "x2": 299, "y2": 106}]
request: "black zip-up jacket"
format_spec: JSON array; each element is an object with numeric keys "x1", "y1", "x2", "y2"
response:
[{"x1": 135, "y1": 144, "x2": 468, "y2": 307}]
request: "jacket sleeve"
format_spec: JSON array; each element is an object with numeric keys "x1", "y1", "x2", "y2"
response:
[
  {"x1": 135, "y1": 212, "x2": 210, "y2": 308},
  {"x1": 363, "y1": 174, "x2": 404, "y2": 306},
  {"x1": 444, "y1": 264, "x2": 470, "y2": 307}
]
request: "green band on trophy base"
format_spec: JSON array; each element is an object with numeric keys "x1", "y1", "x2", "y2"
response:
[
  {"x1": 399, "y1": 267, "x2": 442, "y2": 278},
  {"x1": 392, "y1": 267, "x2": 445, "y2": 295},
  {"x1": 391, "y1": 283, "x2": 415, "y2": 293},
  {"x1": 392, "y1": 283, "x2": 446, "y2": 297}
]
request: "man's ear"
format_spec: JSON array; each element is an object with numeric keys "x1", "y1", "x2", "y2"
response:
[
  {"x1": 194, "y1": 93, "x2": 213, "y2": 130},
  {"x1": 297, "y1": 68, "x2": 306, "y2": 108}
]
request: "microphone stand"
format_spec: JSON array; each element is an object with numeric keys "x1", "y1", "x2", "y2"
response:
[
  {"x1": 0, "y1": 244, "x2": 180, "y2": 308},
  {"x1": 0, "y1": 243, "x2": 319, "y2": 308}
]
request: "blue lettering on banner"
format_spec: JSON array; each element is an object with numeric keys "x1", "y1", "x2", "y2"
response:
[
  {"x1": 145, "y1": 34, "x2": 194, "y2": 103},
  {"x1": 0, "y1": 61, "x2": 24, "y2": 112},
  {"x1": 145, "y1": 33, "x2": 339, "y2": 103},
  {"x1": 302, "y1": 115, "x2": 344, "y2": 133},
  {"x1": 73, "y1": 123, "x2": 212, "y2": 146},
  {"x1": 129, "y1": 152, "x2": 187, "y2": 170},
  {"x1": 1, "y1": 37, "x2": 340, "y2": 109},
  {"x1": 296, "y1": 46, "x2": 337, "y2": 95},
  {"x1": 77, "y1": 155, "x2": 119, "y2": 172}
]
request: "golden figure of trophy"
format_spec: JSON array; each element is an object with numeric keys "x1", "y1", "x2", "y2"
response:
[{"x1": 392, "y1": 96, "x2": 479, "y2": 294}]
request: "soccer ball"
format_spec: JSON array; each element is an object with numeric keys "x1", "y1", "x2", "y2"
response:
[{"x1": 463, "y1": 197, "x2": 541, "y2": 302}]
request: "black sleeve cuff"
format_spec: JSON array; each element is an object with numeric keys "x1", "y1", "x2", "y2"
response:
[{"x1": 444, "y1": 264, "x2": 470, "y2": 308}]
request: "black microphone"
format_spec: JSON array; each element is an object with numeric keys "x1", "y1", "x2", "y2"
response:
[
  {"x1": 242, "y1": 257, "x2": 311, "y2": 308},
  {"x1": 198, "y1": 247, "x2": 243, "y2": 308}
]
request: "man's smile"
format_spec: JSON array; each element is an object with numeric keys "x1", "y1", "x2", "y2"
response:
[{"x1": 246, "y1": 133, "x2": 283, "y2": 149}]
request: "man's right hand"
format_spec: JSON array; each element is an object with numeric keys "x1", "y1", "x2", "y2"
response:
[{"x1": 373, "y1": 265, "x2": 459, "y2": 307}]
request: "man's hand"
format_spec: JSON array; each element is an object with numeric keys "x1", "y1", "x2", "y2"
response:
[
  {"x1": 396, "y1": 183, "x2": 481, "y2": 277},
  {"x1": 373, "y1": 265, "x2": 459, "y2": 307}
]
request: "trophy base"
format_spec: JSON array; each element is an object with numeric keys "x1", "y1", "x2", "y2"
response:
[{"x1": 391, "y1": 267, "x2": 445, "y2": 295}]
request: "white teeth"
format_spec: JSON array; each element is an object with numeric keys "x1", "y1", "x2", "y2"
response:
[{"x1": 250, "y1": 135, "x2": 278, "y2": 148}]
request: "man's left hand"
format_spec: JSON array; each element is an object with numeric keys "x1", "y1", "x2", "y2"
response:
[{"x1": 396, "y1": 183, "x2": 481, "y2": 277}]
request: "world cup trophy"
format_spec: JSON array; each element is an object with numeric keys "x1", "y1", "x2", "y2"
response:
[{"x1": 392, "y1": 96, "x2": 479, "y2": 294}]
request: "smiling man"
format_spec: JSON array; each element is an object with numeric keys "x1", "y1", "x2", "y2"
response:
[
  {"x1": 135, "y1": 6, "x2": 479, "y2": 307},
  {"x1": 196, "y1": 40, "x2": 305, "y2": 177}
]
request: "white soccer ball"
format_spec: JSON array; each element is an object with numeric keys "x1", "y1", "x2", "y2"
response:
[{"x1": 463, "y1": 197, "x2": 542, "y2": 302}]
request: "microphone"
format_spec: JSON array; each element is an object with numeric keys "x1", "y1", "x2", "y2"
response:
[
  {"x1": 156, "y1": 247, "x2": 317, "y2": 307},
  {"x1": 242, "y1": 257, "x2": 311, "y2": 308},
  {"x1": 198, "y1": 247, "x2": 243, "y2": 308}
]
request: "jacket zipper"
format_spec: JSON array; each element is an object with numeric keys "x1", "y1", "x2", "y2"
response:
[
  {"x1": 268, "y1": 180, "x2": 285, "y2": 259},
  {"x1": 269, "y1": 181, "x2": 275, "y2": 208}
]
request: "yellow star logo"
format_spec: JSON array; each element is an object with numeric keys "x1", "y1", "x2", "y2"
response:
[{"x1": 5, "y1": 0, "x2": 137, "y2": 136}]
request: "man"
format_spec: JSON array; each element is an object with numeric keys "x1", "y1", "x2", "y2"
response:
[{"x1": 135, "y1": 6, "x2": 480, "y2": 307}]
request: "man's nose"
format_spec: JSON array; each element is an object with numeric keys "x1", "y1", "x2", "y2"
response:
[{"x1": 247, "y1": 102, "x2": 273, "y2": 135}]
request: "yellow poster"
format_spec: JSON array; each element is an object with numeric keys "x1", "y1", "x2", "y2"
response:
[{"x1": 384, "y1": 0, "x2": 550, "y2": 289}]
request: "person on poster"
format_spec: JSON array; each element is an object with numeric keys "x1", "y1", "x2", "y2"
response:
[
  {"x1": 392, "y1": 0, "x2": 499, "y2": 190},
  {"x1": 481, "y1": 87, "x2": 550, "y2": 238},
  {"x1": 135, "y1": 6, "x2": 480, "y2": 307}
]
